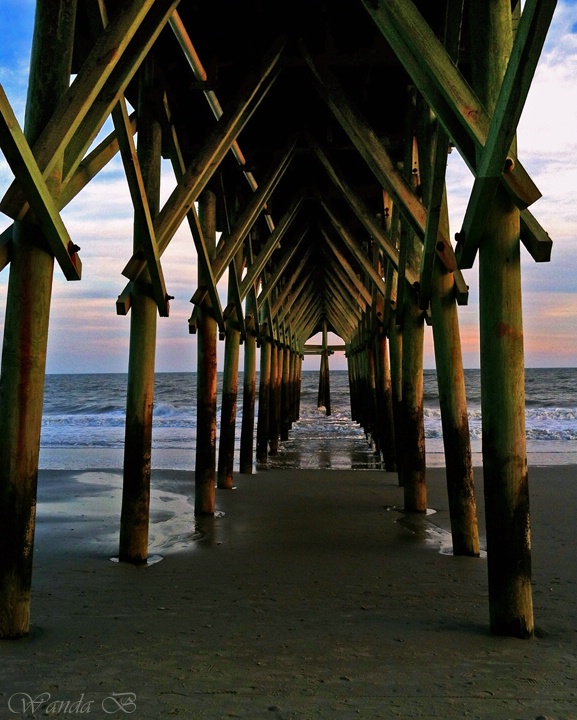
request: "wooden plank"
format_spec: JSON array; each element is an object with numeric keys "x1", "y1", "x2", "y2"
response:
[
  {"x1": 0, "y1": 85, "x2": 81, "y2": 280},
  {"x1": 112, "y1": 99, "x2": 169, "y2": 316},
  {"x1": 359, "y1": 0, "x2": 541, "y2": 211}
]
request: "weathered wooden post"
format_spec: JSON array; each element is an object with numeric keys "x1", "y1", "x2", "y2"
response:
[
  {"x1": 294, "y1": 351, "x2": 303, "y2": 421},
  {"x1": 431, "y1": 232, "x2": 480, "y2": 556},
  {"x1": 0, "y1": 0, "x2": 76, "y2": 638},
  {"x1": 347, "y1": 346, "x2": 358, "y2": 423},
  {"x1": 399, "y1": 128, "x2": 426, "y2": 512},
  {"x1": 280, "y1": 343, "x2": 291, "y2": 439},
  {"x1": 239, "y1": 303, "x2": 257, "y2": 474},
  {"x1": 268, "y1": 340, "x2": 281, "y2": 455},
  {"x1": 383, "y1": 213, "x2": 404, "y2": 486},
  {"x1": 375, "y1": 328, "x2": 397, "y2": 472},
  {"x1": 288, "y1": 346, "x2": 298, "y2": 424},
  {"x1": 256, "y1": 323, "x2": 272, "y2": 465},
  {"x1": 469, "y1": 0, "x2": 533, "y2": 636},
  {"x1": 119, "y1": 60, "x2": 162, "y2": 563},
  {"x1": 317, "y1": 350, "x2": 331, "y2": 416},
  {"x1": 217, "y1": 250, "x2": 243, "y2": 489},
  {"x1": 416, "y1": 95, "x2": 480, "y2": 556},
  {"x1": 317, "y1": 320, "x2": 331, "y2": 415},
  {"x1": 195, "y1": 189, "x2": 218, "y2": 515}
]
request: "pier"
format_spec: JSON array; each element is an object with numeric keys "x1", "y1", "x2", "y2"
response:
[{"x1": 0, "y1": 0, "x2": 557, "y2": 641}]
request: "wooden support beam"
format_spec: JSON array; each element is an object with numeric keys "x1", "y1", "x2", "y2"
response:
[
  {"x1": 239, "y1": 289, "x2": 258, "y2": 474},
  {"x1": 213, "y1": 138, "x2": 296, "y2": 280},
  {"x1": 119, "y1": 58, "x2": 162, "y2": 564},
  {"x1": 122, "y1": 39, "x2": 284, "y2": 289},
  {"x1": 323, "y1": 252, "x2": 372, "y2": 314},
  {"x1": 152, "y1": 37, "x2": 286, "y2": 258},
  {"x1": 239, "y1": 193, "x2": 304, "y2": 300},
  {"x1": 195, "y1": 189, "x2": 218, "y2": 516},
  {"x1": 217, "y1": 271, "x2": 242, "y2": 488},
  {"x1": 256, "y1": 324, "x2": 272, "y2": 465},
  {"x1": 359, "y1": 0, "x2": 541, "y2": 211},
  {"x1": 300, "y1": 46, "x2": 468, "y2": 303},
  {"x1": 256, "y1": 224, "x2": 309, "y2": 307},
  {"x1": 1, "y1": 0, "x2": 182, "y2": 220},
  {"x1": 317, "y1": 222, "x2": 373, "y2": 307},
  {"x1": 0, "y1": 0, "x2": 76, "y2": 639},
  {"x1": 0, "y1": 226, "x2": 13, "y2": 271},
  {"x1": 470, "y1": 0, "x2": 534, "y2": 638},
  {"x1": 326, "y1": 254, "x2": 372, "y2": 313},
  {"x1": 419, "y1": 121, "x2": 452, "y2": 310},
  {"x1": 271, "y1": 255, "x2": 314, "y2": 319},
  {"x1": 316, "y1": 196, "x2": 387, "y2": 296},
  {"x1": 308, "y1": 134, "x2": 417, "y2": 289},
  {"x1": 0, "y1": 85, "x2": 81, "y2": 281},
  {"x1": 303, "y1": 344, "x2": 347, "y2": 354},
  {"x1": 167, "y1": 141, "x2": 224, "y2": 334},
  {"x1": 59, "y1": 112, "x2": 136, "y2": 209},
  {"x1": 112, "y1": 98, "x2": 169, "y2": 316},
  {"x1": 456, "y1": 0, "x2": 557, "y2": 268},
  {"x1": 119, "y1": 93, "x2": 226, "y2": 329}
]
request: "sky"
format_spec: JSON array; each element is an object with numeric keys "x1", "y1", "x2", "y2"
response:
[{"x1": 0, "y1": 1, "x2": 576, "y2": 374}]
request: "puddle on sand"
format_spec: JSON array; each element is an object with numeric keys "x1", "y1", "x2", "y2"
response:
[{"x1": 384, "y1": 505, "x2": 454, "y2": 555}]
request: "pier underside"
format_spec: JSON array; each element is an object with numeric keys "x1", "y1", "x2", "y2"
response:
[{"x1": 0, "y1": 0, "x2": 557, "y2": 639}]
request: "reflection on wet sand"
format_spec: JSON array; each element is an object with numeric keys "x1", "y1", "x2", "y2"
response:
[{"x1": 266, "y1": 432, "x2": 383, "y2": 471}]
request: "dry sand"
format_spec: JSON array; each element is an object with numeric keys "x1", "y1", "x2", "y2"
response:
[{"x1": 1, "y1": 465, "x2": 576, "y2": 719}]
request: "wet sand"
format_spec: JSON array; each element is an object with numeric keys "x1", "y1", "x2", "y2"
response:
[{"x1": 1, "y1": 465, "x2": 576, "y2": 719}]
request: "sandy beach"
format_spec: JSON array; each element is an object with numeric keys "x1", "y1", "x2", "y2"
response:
[{"x1": 1, "y1": 465, "x2": 576, "y2": 719}]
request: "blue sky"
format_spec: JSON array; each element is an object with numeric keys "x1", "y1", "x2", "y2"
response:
[{"x1": 0, "y1": 2, "x2": 576, "y2": 373}]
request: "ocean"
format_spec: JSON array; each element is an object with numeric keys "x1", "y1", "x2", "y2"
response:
[{"x1": 38, "y1": 368, "x2": 577, "y2": 471}]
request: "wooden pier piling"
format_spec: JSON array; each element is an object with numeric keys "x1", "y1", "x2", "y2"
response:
[
  {"x1": 239, "y1": 309, "x2": 257, "y2": 474},
  {"x1": 119, "y1": 60, "x2": 162, "y2": 564},
  {"x1": 0, "y1": 0, "x2": 76, "y2": 638},
  {"x1": 256, "y1": 327, "x2": 272, "y2": 465},
  {"x1": 470, "y1": 0, "x2": 534, "y2": 636},
  {"x1": 268, "y1": 341, "x2": 281, "y2": 455},
  {"x1": 195, "y1": 190, "x2": 218, "y2": 515},
  {"x1": 217, "y1": 251, "x2": 243, "y2": 489}
]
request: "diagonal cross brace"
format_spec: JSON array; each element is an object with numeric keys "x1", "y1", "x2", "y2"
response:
[
  {"x1": 112, "y1": 99, "x2": 170, "y2": 316},
  {"x1": 0, "y1": 85, "x2": 81, "y2": 281},
  {"x1": 456, "y1": 0, "x2": 557, "y2": 268}
]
